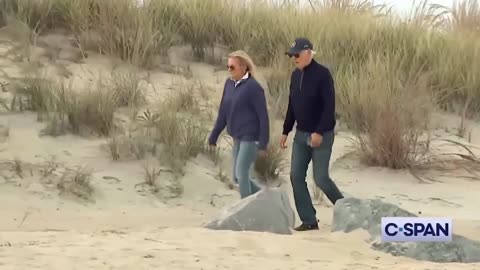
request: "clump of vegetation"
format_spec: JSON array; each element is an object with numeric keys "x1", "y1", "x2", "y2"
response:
[
  {"x1": 57, "y1": 166, "x2": 94, "y2": 201},
  {"x1": 111, "y1": 68, "x2": 147, "y2": 108},
  {"x1": 253, "y1": 135, "x2": 288, "y2": 187},
  {"x1": 105, "y1": 81, "x2": 210, "y2": 197},
  {"x1": 40, "y1": 155, "x2": 58, "y2": 178},
  {"x1": 205, "y1": 144, "x2": 221, "y2": 166},
  {"x1": 136, "y1": 157, "x2": 163, "y2": 194},
  {"x1": 9, "y1": 69, "x2": 146, "y2": 137},
  {"x1": 132, "y1": 91, "x2": 209, "y2": 175},
  {"x1": 336, "y1": 53, "x2": 435, "y2": 169},
  {"x1": 0, "y1": 156, "x2": 95, "y2": 201}
]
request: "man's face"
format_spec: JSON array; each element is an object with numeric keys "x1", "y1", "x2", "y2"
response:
[{"x1": 291, "y1": 49, "x2": 311, "y2": 69}]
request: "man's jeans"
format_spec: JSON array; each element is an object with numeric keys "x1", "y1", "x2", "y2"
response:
[
  {"x1": 232, "y1": 139, "x2": 261, "y2": 199},
  {"x1": 290, "y1": 130, "x2": 344, "y2": 225}
]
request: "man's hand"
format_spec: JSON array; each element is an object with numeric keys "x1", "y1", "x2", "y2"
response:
[
  {"x1": 310, "y1": 133, "x2": 323, "y2": 147},
  {"x1": 280, "y1": 135, "x2": 288, "y2": 149}
]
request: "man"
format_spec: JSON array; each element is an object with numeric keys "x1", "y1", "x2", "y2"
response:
[{"x1": 280, "y1": 37, "x2": 344, "y2": 231}]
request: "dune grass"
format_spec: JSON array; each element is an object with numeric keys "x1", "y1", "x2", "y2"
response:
[
  {"x1": 253, "y1": 134, "x2": 289, "y2": 186},
  {"x1": 2, "y1": 0, "x2": 480, "y2": 176},
  {"x1": 57, "y1": 166, "x2": 94, "y2": 201},
  {"x1": 16, "y1": 70, "x2": 142, "y2": 137}
]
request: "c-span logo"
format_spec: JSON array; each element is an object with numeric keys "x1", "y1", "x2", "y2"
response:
[{"x1": 381, "y1": 217, "x2": 452, "y2": 242}]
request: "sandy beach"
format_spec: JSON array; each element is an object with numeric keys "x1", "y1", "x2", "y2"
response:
[{"x1": 1, "y1": 15, "x2": 480, "y2": 270}]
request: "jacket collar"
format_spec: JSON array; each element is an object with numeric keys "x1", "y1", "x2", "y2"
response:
[
  {"x1": 231, "y1": 72, "x2": 250, "y2": 87},
  {"x1": 299, "y1": 58, "x2": 316, "y2": 72}
]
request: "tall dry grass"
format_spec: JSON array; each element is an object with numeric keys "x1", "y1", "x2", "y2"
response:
[
  {"x1": 2, "y1": 0, "x2": 480, "y2": 173},
  {"x1": 336, "y1": 53, "x2": 435, "y2": 169}
]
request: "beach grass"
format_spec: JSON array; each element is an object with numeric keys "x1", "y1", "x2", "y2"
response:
[{"x1": 1, "y1": 0, "x2": 480, "y2": 172}]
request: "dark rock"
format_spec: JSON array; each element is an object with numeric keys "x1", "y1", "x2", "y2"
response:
[
  {"x1": 332, "y1": 197, "x2": 416, "y2": 239},
  {"x1": 204, "y1": 188, "x2": 295, "y2": 235},
  {"x1": 332, "y1": 197, "x2": 480, "y2": 263},
  {"x1": 372, "y1": 234, "x2": 480, "y2": 263}
]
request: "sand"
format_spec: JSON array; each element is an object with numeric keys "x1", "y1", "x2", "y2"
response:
[{"x1": 0, "y1": 30, "x2": 480, "y2": 270}]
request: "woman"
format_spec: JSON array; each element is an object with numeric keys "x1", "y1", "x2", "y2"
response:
[{"x1": 208, "y1": 50, "x2": 270, "y2": 199}]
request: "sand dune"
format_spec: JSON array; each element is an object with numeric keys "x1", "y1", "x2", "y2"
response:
[{"x1": 0, "y1": 28, "x2": 480, "y2": 270}]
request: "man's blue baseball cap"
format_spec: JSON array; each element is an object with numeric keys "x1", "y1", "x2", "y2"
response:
[{"x1": 286, "y1": 37, "x2": 314, "y2": 56}]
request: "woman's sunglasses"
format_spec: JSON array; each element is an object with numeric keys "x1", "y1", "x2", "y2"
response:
[{"x1": 227, "y1": 65, "x2": 235, "y2": 70}]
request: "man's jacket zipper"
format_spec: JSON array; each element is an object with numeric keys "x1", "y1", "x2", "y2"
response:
[{"x1": 299, "y1": 70, "x2": 304, "y2": 92}]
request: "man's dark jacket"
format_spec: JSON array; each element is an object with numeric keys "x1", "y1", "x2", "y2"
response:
[{"x1": 282, "y1": 59, "x2": 336, "y2": 136}]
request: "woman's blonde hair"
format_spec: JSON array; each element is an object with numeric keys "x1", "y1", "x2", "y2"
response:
[{"x1": 228, "y1": 50, "x2": 257, "y2": 78}]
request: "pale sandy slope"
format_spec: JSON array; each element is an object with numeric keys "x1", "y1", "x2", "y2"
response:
[{"x1": 0, "y1": 32, "x2": 479, "y2": 270}]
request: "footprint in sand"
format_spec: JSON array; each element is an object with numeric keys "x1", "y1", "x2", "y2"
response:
[
  {"x1": 350, "y1": 250, "x2": 364, "y2": 260},
  {"x1": 101, "y1": 229, "x2": 126, "y2": 235},
  {"x1": 102, "y1": 176, "x2": 121, "y2": 183},
  {"x1": 392, "y1": 193, "x2": 422, "y2": 202},
  {"x1": 427, "y1": 197, "x2": 462, "y2": 208},
  {"x1": 393, "y1": 193, "x2": 462, "y2": 208},
  {"x1": 220, "y1": 246, "x2": 237, "y2": 252},
  {"x1": 235, "y1": 237, "x2": 267, "y2": 256}
]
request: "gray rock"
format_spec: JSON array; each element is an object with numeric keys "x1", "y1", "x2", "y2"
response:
[
  {"x1": 204, "y1": 188, "x2": 295, "y2": 235},
  {"x1": 332, "y1": 197, "x2": 416, "y2": 239},
  {"x1": 332, "y1": 197, "x2": 480, "y2": 263},
  {"x1": 371, "y1": 235, "x2": 480, "y2": 263}
]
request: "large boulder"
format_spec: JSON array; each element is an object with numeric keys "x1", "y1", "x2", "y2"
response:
[
  {"x1": 332, "y1": 197, "x2": 480, "y2": 263},
  {"x1": 331, "y1": 197, "x2": 416, "y2": 239},
  {"x1": 204, "y1": 188, "x2": 295, "y2": 235}
]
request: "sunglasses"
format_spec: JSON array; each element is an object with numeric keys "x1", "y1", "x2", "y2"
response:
[
  {"x1": 289, "y1": 53, "x2": 300, "y2": 58},
  {"x1": 226, "y1": 65, "x2": 236, "y2": 70}
]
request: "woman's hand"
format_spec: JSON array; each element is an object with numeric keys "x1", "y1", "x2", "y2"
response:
[
  {"x1": 257, "y1": 150, "x2": 268, "y2": 158},
  {"x1": 280, "y1": 135, "x2": 288, "y2": 149}
]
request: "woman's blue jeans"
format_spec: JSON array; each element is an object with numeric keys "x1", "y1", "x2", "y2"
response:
[{"x1": 232, "y1": 139, "x2": 261, "y2": 199}]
